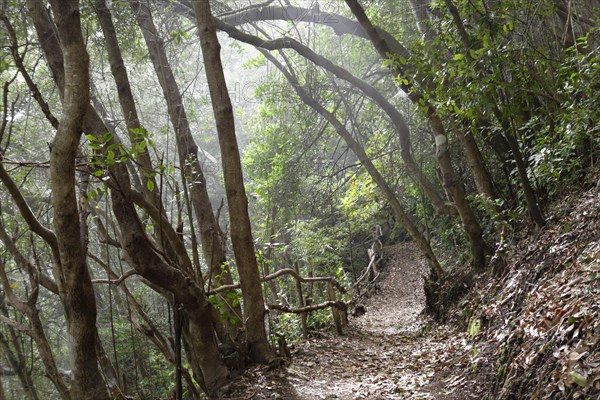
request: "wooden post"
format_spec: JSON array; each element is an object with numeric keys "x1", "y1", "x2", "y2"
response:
[
  {"x1": 327, "y1": 281, "x2": 343, "y2": 335},
  {"x1": 293, "y1": 262, "x2": 308, "y2": 339}
]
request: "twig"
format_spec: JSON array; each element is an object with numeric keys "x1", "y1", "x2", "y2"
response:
[{"x1": 91, "y1": 269, "x2": 139, "y2": 286}]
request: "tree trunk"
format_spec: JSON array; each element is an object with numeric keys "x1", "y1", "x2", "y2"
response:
[
  {"x1": 46, "y1": 1, "x2": 109, "y2": 398},
  {"x1": 92, "y1": 0, "x2": 160, "y2": 209},
  {"x1": 0, "y1": 316, "x2": 40, "y2": 400},
  {"x1": 109, "y1": 175, "x2": 230, "y2": 396},
  {"x1": 412, "y1": 1, "x2": 498, "y2": 202},
  {"x1": 192, "y1": 0, "x2": 276, "y2": 364},
  {"x1": 344, "y1": 0, "x2": 487, "y2": 270},
  {"x1": 27, "y1": 0, "x2": 230, "y2": 395},
  {"x1": 265, "y1": 52, "x2": 444, "y2": 278},
  {"x1": 0, "y1": 374, "x2": 5, "y2": 400},
  {"x1": 502, "y1": 126, "x2": 546, "y2": 227},
  {"x1": 456, "y1": 130, "x2": 497, "y2": 200},
  {"x1": 129, "y1": 0, "x2": 242, "y2": 342}
]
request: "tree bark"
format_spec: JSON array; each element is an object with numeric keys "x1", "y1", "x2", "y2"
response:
[
  {"x1": 26, "y1": 0, "x2": 230, "y2": 395},
  {"x1": 129, "y1": 0, "x2": 242, "y2": 341},
  {"x1": 344, "y1": 0, "x2": 487, "y2": 270},
  {"x1": 264, "y1": 52, "x2": 444, "y2": 278},
  {"x1": 192, "y1": 0, "x2": 276, "y2": 364},
  {"x1": 46, "y1": 1, "x2": 109, "y2": 398}
]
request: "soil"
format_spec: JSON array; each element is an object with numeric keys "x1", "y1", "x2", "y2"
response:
[
  {"x1": 225, "y1": 242, "x2": 482, "y2": 399},
  {"x1": 224, "y1": 178, "x2": 600, "y2": 400}
]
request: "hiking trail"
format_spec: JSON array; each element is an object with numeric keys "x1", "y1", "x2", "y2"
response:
[{"x1": 227, "y1": 242, "x2": 482, "y2": 399}]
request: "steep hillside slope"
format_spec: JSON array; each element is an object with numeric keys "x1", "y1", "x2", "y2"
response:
[
  {"x1": 224, "y1": 176, "x2": 599, "y2": 399},
  {"x1": 452, "y1": 179, "x2": 600, "y2": 399}
]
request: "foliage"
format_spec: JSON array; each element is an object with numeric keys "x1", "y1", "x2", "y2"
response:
[
  {"x1": 529, "y1": 30, "x2": 600, "y2": 196},
  {"x1": 0, "y1": 0, "x2": 599, "y2": 397}
]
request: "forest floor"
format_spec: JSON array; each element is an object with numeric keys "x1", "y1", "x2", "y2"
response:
[
  {"x1": 226, "y1": 175, "x2": 600, "y2": 400},
  {"x1": 226, "y1": 242, "x2": 484, "y2": 399}
]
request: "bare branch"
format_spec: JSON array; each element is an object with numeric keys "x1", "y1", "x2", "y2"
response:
[
  {"x1": 267, "y1": 301, "x2": 348, "y2": 314},
  {"x1": 208, "y1": 267, "x2": 346, "y2": 295},
  {"x1": 91, "y1": 269, "x2": 139, "y2": 286}
]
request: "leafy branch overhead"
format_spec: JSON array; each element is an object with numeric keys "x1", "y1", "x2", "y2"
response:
[{"x1": 0, "y1": 0, "x2": 597, "y2": 399}]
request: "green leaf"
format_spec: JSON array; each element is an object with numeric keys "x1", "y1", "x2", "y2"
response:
[
  {"x1": 146, "y1": 179, "x2": 155, "y2": 192},
  {"x1": 453, "y1": 53, "x2": 465, "y2": 61},
  {"x1": 0, "y1": 59, "x2": 10, "y2": 74},
  {"x1": 467, "y1": 318, "x2": 481, "y2": 338},
  {"x1": 570, "y1": 371, "x2": 587, "y2": 388}
]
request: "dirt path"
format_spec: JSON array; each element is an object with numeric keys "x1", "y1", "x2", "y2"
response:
[{"x1": 227, "y1": 242, "x2": 478, "y2": 399}]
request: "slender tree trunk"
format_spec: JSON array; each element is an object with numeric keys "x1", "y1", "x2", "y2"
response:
[
  {"x1": 456, "y1": 131, "x2": 497, "y2": 199},
  {"x1": 0, "y1": 317, "x2": 40, "y2": 400},
  {"x1": 501, "y1": 124, "x2": 546, "y2": 227},
  {"x1": 46, "y1": 1, "x2": 109, "y2": 398},
  {"x1": 0, "y1": 374, "x2": 5, "y2": 400},
  {"x1": 92, "y1": 0, "x2": 160, "y2": 209},
  {"x1": 262, "y1": 207, "x2": 281, "y2": 304},
  {"x1": 26, "y1": 0, "x2": 229, "y2": 395},
  {"x1": 265, "y1": 52, "x2": 444, "y2": 278},
  {"x1": 344, "y1": 0, "x2": 487, "y2": 270},
  {"x1": 129, "y1": 0, "x2": 242, "y2": 342},
  {"x1": 192, "y1": 0, "x2": 276, "y2": 364}
]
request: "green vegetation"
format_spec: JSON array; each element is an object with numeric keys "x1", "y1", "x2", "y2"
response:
[{"x1": 0, "y1": 0, "x2": 597, "y2": 398}]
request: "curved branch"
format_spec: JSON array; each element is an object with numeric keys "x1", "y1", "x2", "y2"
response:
[
  {"x1": 0, "y1": 164, "x2": 59, "y2": 252},
  {"x1": 168, "y1": 0, "x2": 409, "y2": 58},
  {"x1": 207, "y1": 267, "x2": 346, "y2": 295},
  {"x1": 91, "y1": 269, "x2": 139, "y2": 286},
  {"x1": 267, "y1": 301, "x2": 347, "y2": 314},
  {"x1": 213, "y1": 23, "x2": 455, "y2": 216}
]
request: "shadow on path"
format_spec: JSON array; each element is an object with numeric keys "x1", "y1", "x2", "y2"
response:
[{"x1": 226, "y1": 242, "x2": 475, "y2": 399}]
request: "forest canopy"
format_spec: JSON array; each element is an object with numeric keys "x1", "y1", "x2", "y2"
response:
[{"x1": 0, "y1": 0, "x2": 598, "y2": 398}]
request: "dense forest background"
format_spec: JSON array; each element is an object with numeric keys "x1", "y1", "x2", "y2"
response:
[{"x1": 0, "y1": 0, "x2": 598, "y2": 398}]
